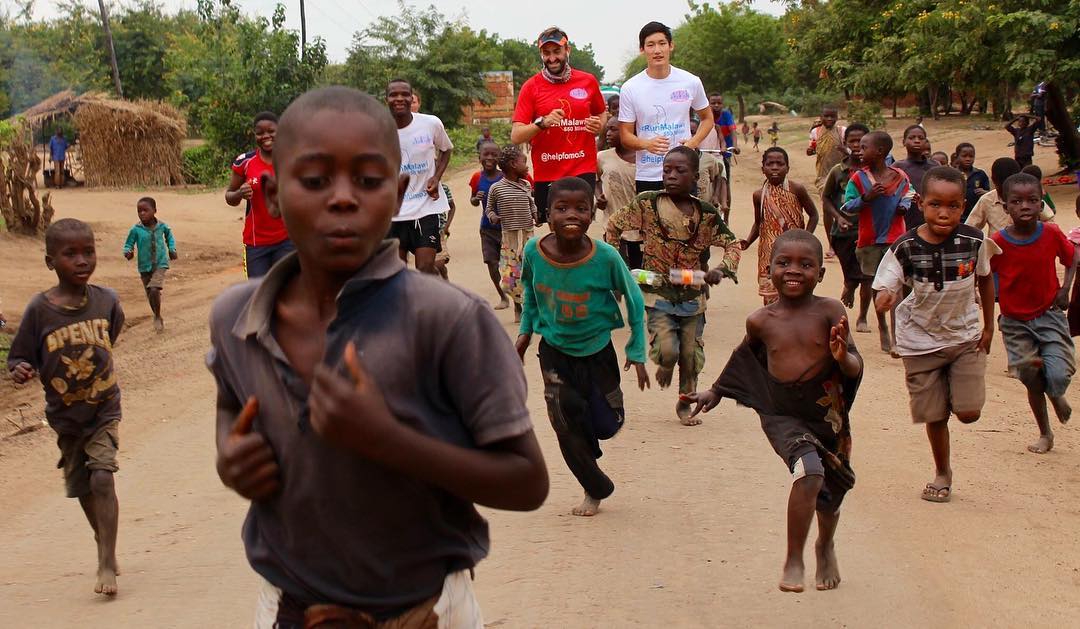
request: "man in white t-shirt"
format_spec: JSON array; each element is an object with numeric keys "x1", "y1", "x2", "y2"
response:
[
  {"x1": 618, "y1": 21, "x2": 713, "y2": 193},
  {"x1": 386, "y1": 78, "x2": 454, "y2": 274}
]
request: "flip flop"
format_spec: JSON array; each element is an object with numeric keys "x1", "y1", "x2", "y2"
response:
[{"x1": 921, "y1": 483, "x2": 951, "y2": 503}]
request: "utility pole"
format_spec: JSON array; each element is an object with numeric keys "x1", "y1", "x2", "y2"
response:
[
  {"x1": 97, "y1": 0, "x2": 124, "y2": 99},
  {"x1": 299, "y1": 0, "x2": 307, "y2": 60}
]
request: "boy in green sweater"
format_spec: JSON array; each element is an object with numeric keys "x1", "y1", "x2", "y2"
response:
[
  {"x1": 123, "y1": 197, "x2": 176, "y2": 332},
  {"x1": 517, "y1": 177, "x2": 650, "y2": 517}
]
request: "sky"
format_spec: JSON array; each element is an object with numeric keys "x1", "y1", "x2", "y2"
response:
[{"x1": 33, "y1": 0, "x2": 787, "y2": 82}]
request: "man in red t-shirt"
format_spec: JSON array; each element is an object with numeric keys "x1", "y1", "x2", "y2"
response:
[
  {"x1": 511, "y1": 26, "x2": 606, "y2": 224},
  {"x1": 225, "y1": 111, "x2": 293, "y2": 278}
]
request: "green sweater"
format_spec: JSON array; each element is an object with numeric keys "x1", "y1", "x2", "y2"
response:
[
  {"x1": 123, "y1": 221, "x2": 176, "y2": 273},
  {"x1": 519, "y1": 236, "x2": 647, "y2": 363}
]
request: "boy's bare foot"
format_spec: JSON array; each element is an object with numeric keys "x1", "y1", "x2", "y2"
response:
[
  {"x1": 153, "y1": 316, "x2": 164, "y2": 333},
  {"x1": 95, "y1": 567, "x2": 118, "y2": 596},
  {"x1": 921, "y1": 472, "x2": 952, "y2": 503},
  {"x1": 855, "y1": 319, "x2": 870, "y2": 333},
  {"x1": 878, "y1": 328, "x2": 891, "y2": 353},
  {"x1": 815, "y1": 541, "x2": 841, "y2": 590},
  {"x1": 1050, "y1": 396, "x2": 1072, "y2": 424},
  {"x1": 572, "y1": 495, "x2": 600, "y2": 517},
  {"x1": 655, "y1": 366, "x2": 674, "y2": 389},
  {"x1": 1027, "y1": 434, "x2": 1054, "y2": 454},
  {"x1": 840, "y1": 285, "x2": 854, "y2": 308},
  {"x1": 779, "y1": 558, "x2": 805, "y2": 593},
  {"x1": 676, "y1": 398, "x2": 701, "y2": 426},
  {"x1": 493, "y1": 298, "x2": 510, "y2": 311}
]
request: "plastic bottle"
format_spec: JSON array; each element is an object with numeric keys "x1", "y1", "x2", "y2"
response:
[
  {"x1": 669, "y1": 268, "x2": 706, "y2": 286},
  {"x1": 630, "y1": 269, "x2": 663, "y2": 287}
]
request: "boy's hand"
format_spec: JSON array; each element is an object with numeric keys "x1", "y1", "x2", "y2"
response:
[
  {"x1": 977, "y1": 325, "x2": 994, "y2": 354},
  {"x1": 169, "y1": 250, "x2": 178, "y2": 261},
  {"x1": 10, "y1": 361, "x2": 36, "y2": 384},
  {"x1": 806, "y1": 146, "x2": 816, "y2": 156},
  {"x1": 704, "y1": 268, "x2": 725, "y2": 285},
  {"x1": 862, "y1": 182, "x2": 886, "y2": 202},
  {"x1": 624, "y1": 359, "x2": 650, "y2": 390},
  {"x1": 737, "y1": 239, "x2": 750, "y2": 251},
  {"x1": 830, "y1": 316, "x2": 850, "y2": 362},
  {"x1": 682, "y1": 390, "x2": 720, "y2": 418},
  {"x1": 1054, "y1": 287, "x2": 1069, "y2": 310},
  {"x1": 646, "y1": 136, "x2": 670, "y2": 155},
  {"x1": 471, "y1": 192, "x2": 484, "y2": 206},
  {"x1": 238, "y1": 181, "x2": 254, "y2": 200},
  {"x1": 308, "y1": 342, "x2": 402, "y2": 459},
  {"x1": 515, "y1": 334, "x2": 532, "y2": 363},
  {"x1": 596, "y1": 193, "x2": 607, "y2": 210},
  {"x1": 425, "y1": 177, "x2": 441, "y2": 199},
  {"x1": 216, "y1": 397, "x2": 281, "y2": 501},
  {"x1": 874, "y1": 288, "x2": 898, "y2": 313},
  {"x1": 836, "y1": 216, "x2": 853, "y2": 232},
  {"x1": 124, "y1": 250, "x2": 134, "y2": 260}
]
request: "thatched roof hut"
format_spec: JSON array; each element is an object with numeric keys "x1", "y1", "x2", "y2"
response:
[{"x1": 11, "y1": 90, "x2": 186, "y2": 187}]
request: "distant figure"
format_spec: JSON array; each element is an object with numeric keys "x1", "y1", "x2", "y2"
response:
[
  {"x1": 49, "y1": 129, "x2": 68, "y2": 188},
  {"x1": 475, "y1": 126, "x2": 493, "y2": 153}
]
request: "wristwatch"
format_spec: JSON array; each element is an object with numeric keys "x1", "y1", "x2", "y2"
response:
[{"x1": 533, "y1": 116, "x2": 546, "y2": 129}]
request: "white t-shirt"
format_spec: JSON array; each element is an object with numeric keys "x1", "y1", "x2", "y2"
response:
[
  {"x1": 396, "y1": 113, "x2": 453, "y2": 222},
  {"x1": 617, "y1": 66, "x2": 709, "y2": 182}
]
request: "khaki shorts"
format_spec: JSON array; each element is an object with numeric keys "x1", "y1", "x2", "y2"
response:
[
  {"x1": 56, "y1": 420, "x2": 119, "y2": 498},
  {"x1": 856, "y1": 244, "x2": 889, "y2": 279},
  {"x1": 140, "y1": 267, "x2": 166, "y2": 290},
  {"x1": 902, "y1": 340, "x2": 986, "y2": 423}
]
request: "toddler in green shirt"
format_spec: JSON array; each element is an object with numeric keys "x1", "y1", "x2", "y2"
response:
[{"x1": 516, "y1": 177, "x2": 649, "y2": 517}]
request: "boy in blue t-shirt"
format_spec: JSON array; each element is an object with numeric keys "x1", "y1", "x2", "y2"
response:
[
  {"x1": 517, "y1": 177, "x2": 649, "y2": 517},
  {"x1": 469, "y1": 140, "x2": 508, "y2": 309}
]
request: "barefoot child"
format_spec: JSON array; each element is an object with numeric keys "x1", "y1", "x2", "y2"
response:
[
  {"x1": 740, "y1": 147, "x2": 819, "y2": 305},
  {"x1": 967, "y1": 158, "x2": 1054, "y2": 235},
  {"x1": 470, "y1": 140, "x2": 510, "y2": 309},
  {"x1": 517, "y1": 177, "x2": 650, "y2": 516},
  {"x1": 123, "y1": 197, "x2": 176, "y2": 332},
  {"x1": 209, "y1": 87, "x2": 548, "y2": 626},
  {"x1": 991, "y1": 173, "x2": 1076, "y2": 453},
  {"x1": 8, "y1": 218, "x2": 125, "y2": 596},
  {"x1": 752, "y1": 121, "x2": 762, "y2": 151},
  {"x1": 684, "y1": 229, "x2": 862, "y2": 593},
  {"x1": 434, "y1": 183, "x2": 455, "y2": 280},
  {"x1": 605, "y1": 146, "x2": 741, "y2": 423},
  {"x1": 840, "y1": 131, "x2": 915, "y2": 353},
  {"x1": 822, "y1": 124, "x2": 873, "y2": 332},
  {"x1": 872, "y1": 166, "x2": 996, "y2": 503},
  {"x1": 486, "y1": 145, "x2": 538, "y2": 322}
]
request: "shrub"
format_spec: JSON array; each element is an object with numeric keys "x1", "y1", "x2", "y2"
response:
[
  {"x1": 446, "y1": 121, "x2": 513, "y2": 169},
  {"x1": 847, "y1": 101, "x2": 885, "y2": 130},
  {"x1": 182, "y1": 144, "x2": 230, "y2": 186}
]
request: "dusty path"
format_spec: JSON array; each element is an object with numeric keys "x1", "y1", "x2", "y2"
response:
[{"x1": 2, "y1": 118, "x2": 1079, "y2": 627}]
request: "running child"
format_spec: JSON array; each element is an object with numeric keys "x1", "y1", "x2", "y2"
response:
[
  {"x1": 209, "y1": 87, "x2": 548, "y2": 626},
  {"x1": 768, "y1": 121, "x2": 780, "y2": 147},
  {"x1": 954, "y1": 142, "x2": 990, "y2": 222},
  {"x1": 840, "y1": 130, "x2": 915, "y2": 353},
  {"x1": 470, "y1": 140, "x2": 510, "y2": 309},
  {"x1": 434, "y1": 183, "x2": 456, "y2": 280},
  {"x1": 486, "y1": 145, "x2": 538, "y2": 322},
  {"x1": 690, "y1": 117, "x2": 730, "y2": 222},
  {"x1": 605, "y1": 146, "x2": 741, "y2": 424},
  {"x1": 8, "y1": 218, "x2": 125, "y2": 597},
  {"x1": 740, "y1": 147, "x2": 819, "y2": 305},
  {"x1": 991, "y1": 172, "x2": 1076, "y2": 454},
  {"x1": 596, "y1": 117, "x2": 641, "y2": 265},
  {"x1": 893, "y1": 125, "x2": 938, "y2": 229},
  {"x1": 822, "y1": 124, "x2": 875, "y2": 333},
  {"x1": 872, "y1": 166, "x2": 996, "y2": 503},
  {"x1": 966, "y1": 158, "x2": 1055, "y2": 235},
  {"x1": 683, "y1": 229, "x2": 862, "y2": 593},
  {"x1": 517, "y1": 177, "x2": 649, "y2": 517},
  {"x1": 741, "y1": 119, "x2": 751, "y2": 144},
  {"x1": 752, "y1": 121, "x2": 762, "y2": 151},
  {"x1": 123, "y1": 197, "x2": 176, "y2": 332}
]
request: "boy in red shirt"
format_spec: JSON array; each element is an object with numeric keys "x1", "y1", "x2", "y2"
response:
[{"x1": 990, "y1": 173, "x2": 1077, "y2": 454}]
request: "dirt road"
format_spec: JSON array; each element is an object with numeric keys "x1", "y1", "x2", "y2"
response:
[{"x1": 2, "y1": 117, "x2": 1079, "y2": 627}]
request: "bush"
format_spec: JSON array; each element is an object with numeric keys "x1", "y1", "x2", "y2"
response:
[
  {"x1": 847, "y1": 101, "x2": 885, "y2": 130},
  {"x1": 182, "y1": 144, "x2": 230, "y2": 186},
  {"x1": 446, "y1": 121, "x2": 513, "y2": 170}
]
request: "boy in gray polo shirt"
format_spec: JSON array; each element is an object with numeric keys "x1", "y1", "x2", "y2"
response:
[{"x1": 208, "y1": 86, "x2": 548, "y2": 628}]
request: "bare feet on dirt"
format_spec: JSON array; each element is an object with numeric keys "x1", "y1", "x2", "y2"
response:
[
  {"x1": 779, "y1": 557, "x2": 804, "y2": 593},
  {"x1": 95, "y1": 566, "x2": 118, "y2": 597},
  {"x1": 572, "y1": 495, "x2": 600, "y2": 517},
  {"x1": 1050, "y1": 396, "x2": 1071, "y2": 424},
  {"x1": 493, "y1": 298, "x2": 510, "y2": 310},
  {"x1": 855, "y1": 319, "x2": 870, "y2": 333},
  {"x1": 1028, "y1": 434, "x2": 1054, "y2": 454},
  {"x1": 815, "y1": 541, "x2": 841, "y2": 590}
]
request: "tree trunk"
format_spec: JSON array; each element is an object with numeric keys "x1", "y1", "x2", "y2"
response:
[
  {"x1": 299, "y1": 0, "x2": 307, "y2": 60},
  {"x1": 892, "y1": 93, "x2": 898, "y2": 118},
  {"x1": 958, "y1": 91, "x2": 969, "y2": 115},
  {"x1": 97, "y1": 0, "x2": 123, "y2": 99},
  {"x1": 736, "y1": 94, "x2": 746, "y2": 123}
]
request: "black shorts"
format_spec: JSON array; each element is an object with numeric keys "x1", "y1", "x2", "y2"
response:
[
  {"x1": 388, "y1": 214, "x2": 442, "y2": 254},
  {"x1": 534, "y1": 172, "x2": 596, "y2": 225}
]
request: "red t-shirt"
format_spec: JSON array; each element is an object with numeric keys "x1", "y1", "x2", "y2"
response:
[
  {"x1": 512, "y1": 69, "x2": 606, "y2": 182},
  {"x1": 231, "y1": 150, "x2": 289, "y2": 247},
  {"x1": 990, "y1": 222, "x2": 1075, "y2": 320}
]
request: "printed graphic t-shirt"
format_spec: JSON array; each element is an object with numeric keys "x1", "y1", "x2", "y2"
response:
[
  {"x1": 7, "y1": 285, "x2": 125, "y2": 436},
  {"x1": 232, "y1": 151, "x2": 289, "y2": 247},
  {"x1": 618, "y1": 66, "x2": 709, "y2": 182},
  {"x1": 396, "y1": 113, "x2": 453, "y2": 222},
  {"x1": 513, "y1": 69, "x2": 606, "y2": 182}
]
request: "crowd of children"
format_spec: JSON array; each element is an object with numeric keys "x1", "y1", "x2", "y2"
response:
[{"x1": 6, "y1": 36, "x2": 1080, "y2": 620}]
